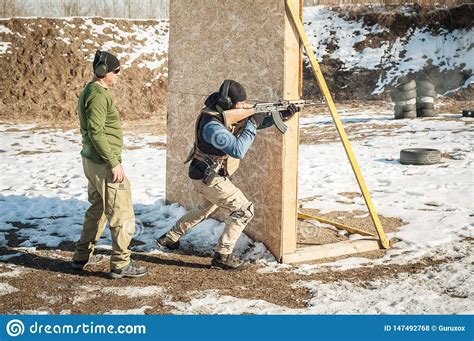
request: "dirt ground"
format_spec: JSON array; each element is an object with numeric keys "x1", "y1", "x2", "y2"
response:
[
  {"x1": 297, "y1": 207, "x2": 404, "y2": 247},
  {"x1": 0, "y1": 17, "x2": 168, "y2": 123},
  {"x1": 0, "y1": 244, "x2": 447, "y2": 314}
]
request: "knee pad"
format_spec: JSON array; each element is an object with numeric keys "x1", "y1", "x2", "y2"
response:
[{"x1": 230, "y1": 202, "x2": 254, "y2": 224}]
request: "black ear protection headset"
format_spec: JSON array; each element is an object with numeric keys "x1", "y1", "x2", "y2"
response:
[
  {"x1": 94, "y1": 50, "x2": 108, "y2": 78},
  {"x1": 216, "y1": 79, "x2": 232, "y2": 112}
]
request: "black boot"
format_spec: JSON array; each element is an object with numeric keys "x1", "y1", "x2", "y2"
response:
[
  {"x1": 211, "y1": 252, "x2": 249, "y2": 271},
  {"x1": 155, "y1": 233, "x2": 180, "y2": 250}
]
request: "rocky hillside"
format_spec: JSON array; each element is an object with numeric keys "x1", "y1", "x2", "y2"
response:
[
  {"x1": 0, "y1": 4, "x2": 471, "y2": 122},
  {"x1": 0, "y1": 17, "x2": 168, "y2": 122},
  {"x1": 302, "y1": 4, "x2": 473, "y2": 100}
]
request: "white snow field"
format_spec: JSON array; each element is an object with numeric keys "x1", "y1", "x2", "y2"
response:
[{"x1": 0, "y1": 107, "x2": 472, "y2": 314}]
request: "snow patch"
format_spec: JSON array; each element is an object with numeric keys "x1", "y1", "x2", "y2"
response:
[
  {"x1": 0, "y1": 42, "x2": 11, "y2": 54},
  {"x1": 14, "y1": 309, "x2": 53, "y2": 315},
  {"x1": 105, "y1": 306, "x2": 153, "y2": 315},
  {"x1": 0, "y1": 25, "x2": 13, "y2": 34},
  {"x1": 0, "y1": 253, "x2": 22, "y2": 261},
  {"x1": 295, "y1": 253, "x2": 473, "y2": 314},
  {"x1": 73, "y1": 285, "x2": 166, "y2": 304},
  {"x1": 101, "y1": 286, "x2": 165, "y2": 298},
  {"x1": 167, "y1": 290, "x2": 297, "y2": 315},
  {"x1": 0, "y1": 264, "x2": 30, "y2": 278},
  {"x1": 0, "y1": 283, "x2": 19, "y2": 296}
]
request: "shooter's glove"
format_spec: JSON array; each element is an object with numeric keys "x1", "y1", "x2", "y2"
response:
[
  {"x1": 249, "y1": 112, "x2": 266, "y2": 127},
  {"x1": 282, "y1": 103, "x2": 300, "y2": 120}
]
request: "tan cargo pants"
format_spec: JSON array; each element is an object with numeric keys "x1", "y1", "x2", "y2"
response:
[
  {"x1": 73, "y1": 157, "x2": 135, "y2": 270},
  {"x1": 167, "y1": 176, "x2": 254, "y2": 255}
]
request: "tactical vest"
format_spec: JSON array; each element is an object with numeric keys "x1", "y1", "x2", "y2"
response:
[{"x1": 185, "y1": 108, "x2": 241, "y2": 176}]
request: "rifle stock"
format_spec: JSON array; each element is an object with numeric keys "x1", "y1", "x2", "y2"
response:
[{"x1": 222, "y1": 107, "x2": 256, "y2": 128}]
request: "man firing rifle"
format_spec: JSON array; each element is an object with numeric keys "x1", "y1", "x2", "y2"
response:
[{"x1": 156, "y1": 79, "x2": 313, "y2": 270}]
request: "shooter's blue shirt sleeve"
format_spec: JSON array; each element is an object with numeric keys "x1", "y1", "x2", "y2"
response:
[{"x1": 201, "y1": 120, "x2": 257, "y2": 159}]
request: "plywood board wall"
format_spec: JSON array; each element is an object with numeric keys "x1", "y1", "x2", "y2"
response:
[{"x1": 166, "y1": 0, "x2": 301, "y2": 259}]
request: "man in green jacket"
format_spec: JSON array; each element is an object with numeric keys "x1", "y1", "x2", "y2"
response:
[{"x1": 72, "y1": 50, "x2": 148, "y2": 279}]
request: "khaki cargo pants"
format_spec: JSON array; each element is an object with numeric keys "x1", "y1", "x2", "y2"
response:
[
  {"x1": 73, "y1": 157, "x2": 135, "y2": 270},
  {"x1": 167, "y1": 176, "x2": 254, "y2": 255}
]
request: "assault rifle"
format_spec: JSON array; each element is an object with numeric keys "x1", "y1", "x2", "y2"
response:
[
  {"x1": 222, "y1": 100, "x2": 316, "y2": 134},
  {"x1": 254, "y1": 100, "x2": 316, "y2": 133}
]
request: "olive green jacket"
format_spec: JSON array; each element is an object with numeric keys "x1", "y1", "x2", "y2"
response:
[{"x1": 78, "y1": 82, "x2": 123, "y2": 168}]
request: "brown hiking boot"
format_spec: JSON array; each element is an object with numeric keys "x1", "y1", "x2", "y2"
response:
[
  {"x1": 155, "y1": 233, "x2": 180, "y2": 250},
  {"x1": 108, "y1": 261, "x2": 148, "y2": 279},
  {"x1": 211, "y1": 252, "x2": 249, "y2": 271},
  {"x1": 72, "y1": 254, "x2": 107, "y2": 270}
]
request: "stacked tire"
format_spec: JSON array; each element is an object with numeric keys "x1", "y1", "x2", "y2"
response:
[
  {"x1": 462, "y1": 109, "x2": 474, "y2": 118},
  {"x1": 416, "y1": 80, "x2": 436, "y2": 117},
  {"x1": 391, "y1": 80, "x2": 417, "y2": 119}
]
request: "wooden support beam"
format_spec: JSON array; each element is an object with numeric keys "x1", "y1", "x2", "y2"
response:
[
  {"x1": 298, "y1": 211, "x2": 376, "y2": 237},
  {"x1": 281, "y1": 238, "x2": 382, "y2": 264}
]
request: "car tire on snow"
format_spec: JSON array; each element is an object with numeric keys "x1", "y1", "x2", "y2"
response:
[
  {"x1": 396, "y1": 80, "x2": 416, "y2": 91},
  {"x1": 395, "y1": 109, "x2": 417, "y2": 119},
  {"x1": 401, "y1": 98, "x2": 417, "y2": 106},
  {"x1": 417, "y1": 96, "x2": 434, "y2": 104},
  {"x1": 417, "y1": 108, "x2": 436, "y2": 117},
  {"x1": 391, "y1": 88, "x2": 417, "y2": 101},
  {"x1": 402, "y1": 110, "x2": 417, "y2": 119},
  {"x1": 416, "y1": 102, "x2": 435, "y2": 110},
  {"x1": 416, "y1": 81, "x2": 435, "y2": 92},
  {"x1": 395, "y1": 104, "x2": 416, "y2": 112},
  {"x1": 462, "y1": 109, "x2": 474, "y2": 117},
  {"x1": 400, "y1": 148, "x2": 441, "y2": 165},
  {"x1": 417, "y1": 89, "x2": 436, "y2": 98}
]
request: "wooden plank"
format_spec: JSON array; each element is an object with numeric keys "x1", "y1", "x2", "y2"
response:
[
  {"x1": 298, "y1": 212, "x2": 376, "y2": 237},
  {"x1": 280, "y1": 238, "x2": 382, "y2": 264},
  {"x1": 298, "y1": 0, "x2": 303, "y2": 98},
  {"x1": 280, "y1": 0, "x2": 302, "y2": 256}
]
